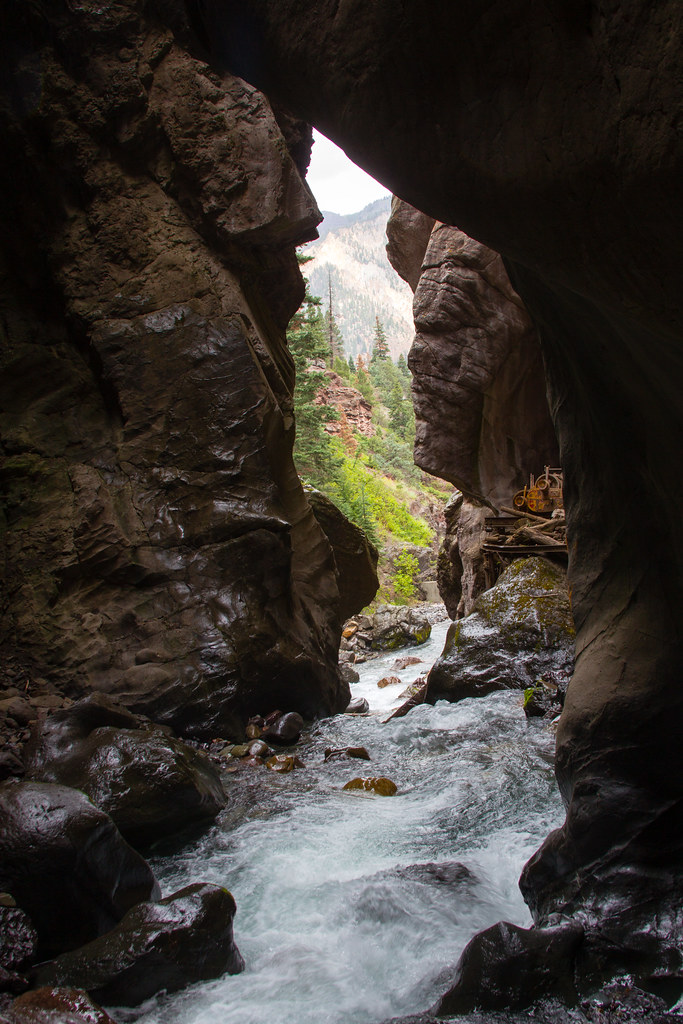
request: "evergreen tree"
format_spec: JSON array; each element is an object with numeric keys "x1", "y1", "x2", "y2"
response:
[
  {"x1": 371, "y1": 315, "x2": 390, "y2": 361},
  {"x1": 348, "y1": 355, "x2": 356, "y2": 373},
  {"x1": 287, "y1": 283, "x2": 339, "y2": 483},
  {"x1": 397, "y1": 352, "x2": 410, "y2": 380},
  {"x1": 325, "y1": 272, "x2": 345, "y2": 366}
]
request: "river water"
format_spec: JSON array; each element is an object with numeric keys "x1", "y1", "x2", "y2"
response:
[{"x1": 130, "y1": 614, "x2": 564, "y2": 1024}]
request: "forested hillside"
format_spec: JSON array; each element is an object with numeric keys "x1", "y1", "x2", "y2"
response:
[
  {"x1": 303, "y1": 199, "x2": 414, "y2": 361},
  {"x1": 288, "y1": 269, "x2": 449, "y2": 606}
]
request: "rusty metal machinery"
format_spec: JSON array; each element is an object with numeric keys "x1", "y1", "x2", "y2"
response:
[{"x1": 512, "y1": 466, "x2": 564, "y2": 516}]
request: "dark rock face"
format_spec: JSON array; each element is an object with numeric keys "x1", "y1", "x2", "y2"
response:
[
  {"x1": 434, "y1": 920, "x2": 584, "y2": 1015},
  {"x1": 386, "y1": 200, "x2": 558, "y2": 615},
  {"x1": 0, "y1": 0, "x2": 350, "y2": 741},
  {"x1": 387, "y1": 207, "x2": 558, "y2": 510},
  {"x1": 24, "y1": 695, "x2": 226, "y2": 848},
  {"x1": 427, "y1": 558, "x2": 574, "y2": 703},
  {"x1": 0, "y1": 901, "x2": 37, "y2": 996},
  {"x1": 0, "y1": 781, "x2": 159, "y2": 958},
  {"x1": 306, "y1": 488, "x2": 379, "y2": 621},
  {"x1": 32, "y1": 883, "x2": 244, "y2": 1007},
  {"x1": 261, "y1": 710, "x2": 304, "y2": 745},
  {"x1": 195, "y1": 0, "x2": 683, "y2": 976}
]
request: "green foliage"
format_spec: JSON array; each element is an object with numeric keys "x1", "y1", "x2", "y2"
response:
[
  {"x1": 333, "y1": 356, "x2": 351, "y2": 380},
  {"x1": 392, "y1": 550, "x2": 420, "y2": 603},
  {"x1": 371, "y1": 315, "x2": 390, "y2": 361},
  {"x1": 289, "y1": 276, "x2": 442, "y2": 608},
  {"x1": 359, "y1": 431, "x2": 420, "y2": 484},
  {"x1": 287, "y1": 284, "x2": 338, "y2": 483},
  {"x1": 325, "y1": 453, "x2": 432, "y2": 547}
]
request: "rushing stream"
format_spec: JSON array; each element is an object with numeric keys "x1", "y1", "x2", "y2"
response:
[{"x1": 128, "y1": 615, "x2": 565, "y2": 1024}]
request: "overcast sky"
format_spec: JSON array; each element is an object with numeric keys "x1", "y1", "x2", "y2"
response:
[{"x1": 307, "y1": 129, "x2": 391, "y2": 215}]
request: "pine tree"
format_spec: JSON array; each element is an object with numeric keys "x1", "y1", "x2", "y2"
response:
[
  {"x1": 325, "y1": 272, "x2": 345, "y2": 366},
  {"x1": 371, "y1": 315, "x2": 390, "y2": 361},
  {"x1": 397, "y1": 352, "x2": 410, "y2": 380},
  {"x1": 287, "y1": 283, "x2": 340, "y2": 483}
]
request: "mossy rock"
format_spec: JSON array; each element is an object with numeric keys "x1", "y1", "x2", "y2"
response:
[{"x1": 427, "y1": 558, "x2": 575, "y2": 703}]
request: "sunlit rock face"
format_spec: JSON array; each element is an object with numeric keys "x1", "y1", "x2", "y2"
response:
[
  {"x1": 0, "y1": 0, "x2": 363, "y2": 738},
  {"x1": 196, "y1": 0, "x2": 683, "y2": 971}
]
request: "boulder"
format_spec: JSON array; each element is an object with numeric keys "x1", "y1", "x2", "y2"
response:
[
  {"x1": 32, "y1": 884, "x2": 244, "y2": 1006},
  {"x1": 24, "y1": 695, "x2": 226, "y2": 847},
  {"x1": 0, "y1": 781, "x2": 159, "y2": 958},
  {"x1": 391, "y1": 656, "x2": 422, "y2": 671},
  {"x1": 261, "y1": 712, "x2": 304, "y2": 745},
  {"x1": 433, "y1": 921, "x2": 584, "y2": 1015},
  {"x1": 4, "y1": 987, "x2": 118, "y2": 1023},
  {"x1": 344, "y1": 697, "x2": 369, "y2": 715},
  {"x1": 356, "y1": 606, "x2": 431, "y2": 652},
  {"x1": 306, "y1": 488, "x2": 379, "y2": 620},
  {"x1": 0, "y1": 900, "x2": 37, "y2": 993},
  {"x1": 428, "y1": 558, "x2": 574, "y2": 703}
]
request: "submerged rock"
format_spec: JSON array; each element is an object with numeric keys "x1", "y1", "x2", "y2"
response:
[
  {"x1": 24, "y1": 695, "x2": 226, "y2": 848},
  {"x1": 427, "y1": 557, "x2": 574, "y2": 703},
  {"x1": 0, "y1": 781, "x2": 159, "y2": 958},
  {"x1": 384, "y1": 680, "x2": 428, "y2": 722},
  {"x1": 324, "y1": 747, "x2": 371, "y2": 762},
  {"x1": 5, "y1": 986, "x2": 118, "y2": 1023},
  {"x1": 343, "y1": 777, "x2": 397, "y2": 796},
  {"x1": 377, "y1": 676, "x2": 402, "y2": 689},
  {"x1": 32, "y1": 884, "x2": 244, "y2": 1006},
  {"x1": 265, "y1": 754, "x2": 305, "y2": 773}
]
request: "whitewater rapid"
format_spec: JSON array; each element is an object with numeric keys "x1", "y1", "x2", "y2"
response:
[{"x1": 127, "y1": 615, "x2": 564, "y2": 1024}]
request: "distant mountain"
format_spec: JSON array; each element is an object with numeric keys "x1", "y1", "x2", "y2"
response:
[{"x1": 303, "y1": 197, "x2": 414, "y2": 361}]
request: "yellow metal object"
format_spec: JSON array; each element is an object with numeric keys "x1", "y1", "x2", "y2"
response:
[{"x1": 512, "y1": 466, "x2": 564, "y2": 516}]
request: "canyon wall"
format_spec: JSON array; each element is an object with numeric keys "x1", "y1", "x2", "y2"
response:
[
  {"x1": 386, "y1": 198, "x2": 558, "y2": 615},
  {"x1": 0, "y1": 0, "x2": 373, "y2": 740},
  {"x1": 194, "y1": 0, "x2": 683, "y2": 974}
]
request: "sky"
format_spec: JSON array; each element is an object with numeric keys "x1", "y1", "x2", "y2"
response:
[{"x1": 306, "y1": 129, "x2": 390, "y2": 215}]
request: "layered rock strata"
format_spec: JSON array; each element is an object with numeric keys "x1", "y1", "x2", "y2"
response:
[
  {"x1": 0, "y1": 0, "x2": 377, "y2": 740},
  {"x1": 193, "y1": 0, "x2": 683, "y2": 985}
]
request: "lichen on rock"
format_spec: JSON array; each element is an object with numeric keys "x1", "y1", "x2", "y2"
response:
[{"x1": 427, "y1": 557, "x2": 574, "y2": 703}]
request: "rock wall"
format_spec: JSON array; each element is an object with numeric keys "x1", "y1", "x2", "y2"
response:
[
  {"x1": 0, "y1": 0, "x2": 374, "y2": 740},
  {"x1": 192, "y1": 0, "x2": 683, "y2": 978},
  {"x1": 386, "y1": 199, "x2": 558, "y2": 615}
]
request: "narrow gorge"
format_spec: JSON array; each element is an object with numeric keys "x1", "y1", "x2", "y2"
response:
[{"x1": 1, "y1": 1, "x2": 682, "y2": 1022}]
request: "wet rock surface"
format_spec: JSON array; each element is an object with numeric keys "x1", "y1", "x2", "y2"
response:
[
  {"x1": 388, "y1": 211, "x2": 558, "y2": 509},
  {"x1": 2, "y1": 986, "x2": 118, "y2": 1023},
  {"x1": 0, "y1": 0, "x2": 350, "y2": 742},
  {"x1": 428, "y1": 558, "x2": 574, "y2": 703},
  {"x1": 341, "y1": 605, "x2": 432, "y2": 660},
  {"x1": 32, "y1": 883, "x2": 244, "y2": 1007},
  {"x1": 199, "y1": 0, "x2": 683, "y2": 978},
  {"x1": 434, "y1": 920, "x2": 584, "y2": 1014},
  {"x1": 306, "y1": 489, "x2": 379, "y2": 621},
  {"x1": 24, "y1": 695, "x2": 226, "y2": 847},
  {"x1": 0, "y1": 781, "x2": 159, "y2": 958}
]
